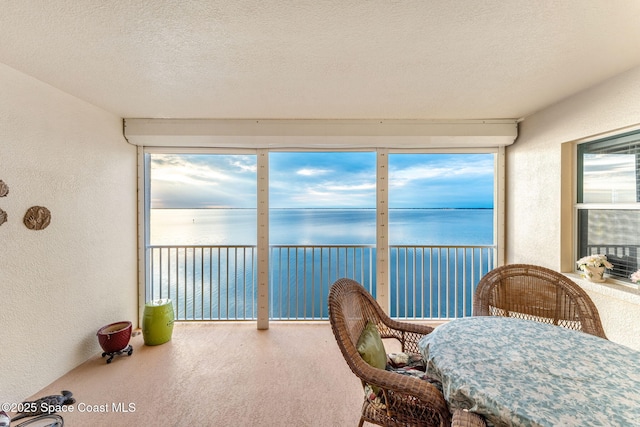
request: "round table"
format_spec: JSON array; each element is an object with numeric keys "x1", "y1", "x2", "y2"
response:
[{"x1": 418, "y1": 317, "x2": 640, "y2": 427}]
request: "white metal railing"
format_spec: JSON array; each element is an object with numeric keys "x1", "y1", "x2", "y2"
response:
[
  {"x1": 391, "y1": 246, "x2": 495, "y2": 319},
  {"x1": 585, "y1": 244, "x2": 640, "y2": 280},
  {"x1": 148, "y1": 245, "x2": 257, "y2": 320},
  {"x1": 147, "y1": 244, "x2": 495, "y2": 321},
  {"x1": 269, "y1": 245, "x2": 376, "y2": 320}
]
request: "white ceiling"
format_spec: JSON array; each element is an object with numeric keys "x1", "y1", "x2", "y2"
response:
[{"x1": 2, "y1": 1, "x2": 640, "y2": 120}]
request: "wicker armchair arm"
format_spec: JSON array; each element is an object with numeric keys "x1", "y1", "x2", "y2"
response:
[
  {"x1": 452, "y1": 409, "x2": 486, "y2": 427},
  {"x1": 366, "y1": 366, "x2": 444, "y2": 402},
  {"x1": 376, "y1": 318, "x2": 435, "y2": 354},
  {"x1": 354, "y1": 360, "x2": 451, "y2": 425},
  {"x1": 382, "y1": 317, "x2": 435, "y2": 335}
]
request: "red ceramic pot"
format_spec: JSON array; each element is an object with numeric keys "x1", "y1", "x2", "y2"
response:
[{"x1": 97, "y1": 321, "x2": 132, "y2": 353}]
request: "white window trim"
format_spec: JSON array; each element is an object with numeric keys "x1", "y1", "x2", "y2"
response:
[{"x1": 124, "y1": 118, "x2": 517, "y2": 149}]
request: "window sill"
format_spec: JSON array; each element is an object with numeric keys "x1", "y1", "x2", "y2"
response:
[{"x1": 564, "y1": 273, "x2": 640, "y2": 305}]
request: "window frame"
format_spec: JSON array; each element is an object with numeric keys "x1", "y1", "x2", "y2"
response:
[
  {"x1": 573, "y1": 129, "x2": 640, "y2": 285},
  {"x1": 138, "y1": 146, "x2": 504, "y2": 327}
]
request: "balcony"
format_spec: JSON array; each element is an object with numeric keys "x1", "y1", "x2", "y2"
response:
[{"x1": 147, "y1": 244, "x2": 496, "y2": 321}]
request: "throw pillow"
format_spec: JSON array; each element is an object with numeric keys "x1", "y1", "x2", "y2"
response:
[{"x1": 356, "y1": 322, "x2": 387, "y2": 370}]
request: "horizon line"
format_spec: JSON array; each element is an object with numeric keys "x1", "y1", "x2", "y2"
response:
[{"x1": 151, "y1": 207, "x2": 494, "y2": 210}]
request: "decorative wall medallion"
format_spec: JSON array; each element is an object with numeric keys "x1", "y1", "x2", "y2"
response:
[
  {"x1": 23, "y1": 206, "x2": 51, "y2": 230},
  {"x1": 0, "y1": 180, "x2": 8, "y2": 197},
  {"x1": 0, "y1": 208, "x2": 6, "y2": 226}
]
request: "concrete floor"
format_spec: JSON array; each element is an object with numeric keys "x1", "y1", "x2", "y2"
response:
[{"x1": 11, "y1": 322, "x2": 367, "y2": 427}]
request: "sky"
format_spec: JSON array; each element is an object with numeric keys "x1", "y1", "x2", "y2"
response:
[
  {"x1": 582, "y1": 153, "x2": 637, "y2": 203},
  {"x1": 149, "y1": 152, "x2": 495, "y2": 209}
]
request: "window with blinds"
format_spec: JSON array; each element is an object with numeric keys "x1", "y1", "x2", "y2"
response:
[{"x1": 577, "y1": 130, "x2": 640, "y2": 281}]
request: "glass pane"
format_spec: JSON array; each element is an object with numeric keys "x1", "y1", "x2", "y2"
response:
[
  {"x1": 146, "y1": 153, "x2": 258, "y2": 320},
  {"x1": 149, "y1": 153, "x2": 257, "y2": 245},
  {"x1": 578, "y1": 132, "x2": 640, "y2": 204},
  {"x1": 387, "y1": 153, "x2": 495, "y2": 318},
  {"x1": 268, "y1": 152, "x2": 376, "y2": 244},
  {"x1": 268, "y1": 152, "x2": 377, "y2": 319},
  {"x1": 577, "y1": 209, "x2": 640, "y2": 280},
  {"x1": 581, "y1": 153, "x2": 637, "y2": 203},
  {"x1": 388, "y1": 153, "x2": 494, "y2": 245}
]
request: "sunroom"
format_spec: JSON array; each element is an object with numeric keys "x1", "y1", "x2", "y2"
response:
[{"x1": 2, "y1": 1, "x2": 640, "y2": 426}]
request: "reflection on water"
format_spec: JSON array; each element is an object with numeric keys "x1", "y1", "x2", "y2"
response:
[
  {"x1": 151, "y1": 208, "x2": 493, "y2": 246},
  {"x1": 149, "y1": 209, "x2": 494, "y2": 320}
]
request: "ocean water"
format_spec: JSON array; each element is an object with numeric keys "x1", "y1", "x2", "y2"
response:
[
  {"x1": 150, "y1": 208, "x2": 493, "y2": 246},
  {"x1": 148, "y1": 208, "x2": 495, "y2": 319}
]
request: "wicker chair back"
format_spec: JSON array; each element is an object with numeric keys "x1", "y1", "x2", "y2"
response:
[{"x1": 473, "y1": 264, "x2": 607, "y2": 339}]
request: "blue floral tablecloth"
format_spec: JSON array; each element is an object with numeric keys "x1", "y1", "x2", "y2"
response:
[{"x1": 418, "y1": 317, "x2": 640, "y2": 427}]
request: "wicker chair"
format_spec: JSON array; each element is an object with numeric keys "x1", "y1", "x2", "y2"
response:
[
  {"x1": 329, "y1": 278, "x2": 486, "y2": 427},
  {"x1": 473, "y1": 264, "x2": 607, "y2": 339}
]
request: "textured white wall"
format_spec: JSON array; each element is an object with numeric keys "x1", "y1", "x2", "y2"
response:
[
  {"x1": 508, "y1": 65, "x2": 640, "y2": 349},
  {"x1": 0, "y1": 63, "x2": 138, "y2": 403},
  {"x1": 572, "y1": 275, "x2": 640, "y2": 350}
]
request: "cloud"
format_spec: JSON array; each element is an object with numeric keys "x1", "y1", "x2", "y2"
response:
[
  {"x1": 150, "y1": 154, "x2": 257, "y2": 208},
  {"x1": 296, "y1": 168, "x2": 331, "y2": 176},
  {"x1": 582, "y1": 153, "x2": 636, "y2": 203},
  {"x1": 150, "y1": 152, "x2": 495, "y2": 209},
  {"x1": 228, "y1": 157, "x2": 257, "y2": 173},
  {"x1": 152, "y1": 154, "x2": 230, "y2": 184},
  {"x1": 325, "y1": 182, "x2": 376, "y2": 191},
  {"x1": 390, "y1": 156, "x2": 493, "y2": 188},
  {"x1": 387, "y1": 154, "x2": 494, "y2": 208}
]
